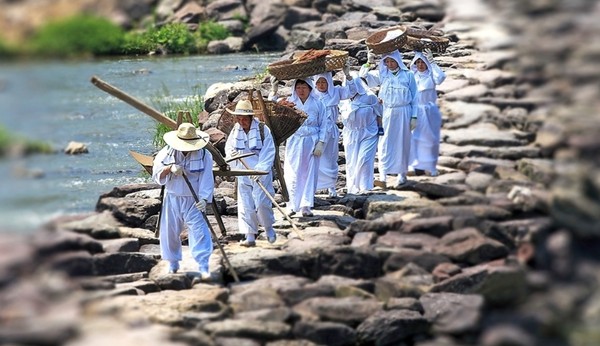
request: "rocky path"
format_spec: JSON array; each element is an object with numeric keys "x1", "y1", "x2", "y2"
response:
[{"x1": 1, "y1": 0, "x2": 599, "y2": 345}]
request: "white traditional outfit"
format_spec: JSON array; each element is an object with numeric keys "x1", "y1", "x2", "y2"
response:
[
  {"x1": 225, "y1": 117, "x2": 277, "y2": 243},
  {"x1": 408, "y1": 51, "x2": 446, "y2": 175},
  {"x1": 283, "y1": 78, "x2": 329, "y2": 214},
  {"x1": 152, "y1": 128, "x2": 214, "y2": 275},
  {"x1": 339, "y1": 74, "x2": 382, "y2": 194},
  {"x1": 311, "y1": 72, "x2": 356, "y2": 196},
  {"x1": 359, "y1": 50, "x2": 417, "y2": 186}
]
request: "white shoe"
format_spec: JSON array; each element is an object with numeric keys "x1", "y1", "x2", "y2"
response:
[
  {"x1": 395, "y1": 174, "x2": 407, "y2": 187},
  {"x1": 301, "y1": 207, "x2": 314, "y2": 217},
  {"x1": 240, "y1": 239, "x2": 256, "y2": 247}
]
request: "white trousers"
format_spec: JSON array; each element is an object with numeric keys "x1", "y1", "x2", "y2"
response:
[{"x1": 159, "y1": 194, "x2": 213, "y2": 272}]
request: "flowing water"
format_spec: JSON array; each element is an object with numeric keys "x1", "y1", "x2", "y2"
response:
[{"x1": 0, "y1": 53, "x2": 277, "y2": 232}]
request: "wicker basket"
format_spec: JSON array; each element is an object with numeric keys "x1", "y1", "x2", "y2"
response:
[
  {"x1": 218, "y1": 100, "x2": 307, "y2": 146},
  {"x1": 292, "y1": 50, "x2": 348, "y2": 72},
  {"x1": 404, "y1": 27, "x2": 449, "y2": 53},
  {"x1": 267, "y1": 56, "x2": 327, "y2": 80},
  {"x1": 366, "y1": 25, "x2": 408, "y2": 54}
]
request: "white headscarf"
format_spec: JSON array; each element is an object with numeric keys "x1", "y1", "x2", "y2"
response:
[
  {"x1": 312, "y1": 72, "x2": 340, "y2": 107},
  {"x1": 352, "y1": 72, "x2": 369, "y2": 96},
  {"x1": 410, "y1": 51, "x2": 433, "y2": 74},
  {"x1": 378, "y1": 49, "x2": 409, "y2": 79},
  {"x1": 341, "y1": 71, "x2": 380, "y2": 124},
  {"x1": 409, "y1": 51, "x2": 435, "y2": 91},
  {"x1": 289, "y1": 78, "x2": 315, "y2": 105}
]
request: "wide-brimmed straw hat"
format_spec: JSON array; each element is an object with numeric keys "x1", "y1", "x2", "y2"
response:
[
  {"x1": 163, "y1": 122, "x2": 210, "y2": 152},
  {"x1": 226, "y1": 99, "x2": 255, "y2": 116}
]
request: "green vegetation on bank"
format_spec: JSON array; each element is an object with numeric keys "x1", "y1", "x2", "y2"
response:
[
  {"x1": 151, "y1": 86, "x2": 205, "y2": 149},
  {"x1": 0, "y1": 125, "x2": 55, "y2": 158},
  {"x1": 30, "y1": 15, "x2": 125, "y2": 57},
  {"x1": 0, "y1": 40, "x2": 17, "y2": 59},
  {"x1": 14, "y1": 14, "x2": 229, "y2": 58}
]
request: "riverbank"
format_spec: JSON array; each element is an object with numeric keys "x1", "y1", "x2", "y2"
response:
[{"x1": 1, "y1": 0, "x2": 599, "y2": 345}]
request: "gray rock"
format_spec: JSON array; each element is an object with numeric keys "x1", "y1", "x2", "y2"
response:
[
  {"x1": 420, "y1": 292, "x2": 484, "y2": 334},
  {"x1": 292, "y1": 321, "x2": 356, "y2": 346},
  {"x1": 356, "y1": 309, "x2": 430, "y2": 345},
  {"x1": 435, "y1": 227, "x2": 509, "y2": 265}
]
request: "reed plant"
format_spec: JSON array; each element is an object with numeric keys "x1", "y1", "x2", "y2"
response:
[{"x1": 150, "y1": 85, "x2": 205, "y2": 149}]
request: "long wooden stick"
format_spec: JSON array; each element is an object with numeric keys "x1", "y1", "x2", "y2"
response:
[
  {"x1": 91, "y1": 75, "x2": 177, "y2": 129},
  {"x1": 250, "y1": 89, "x2": 290, "y2": 202},
  {"x1": 154, "y1": 185, "x2": 165, "y2": 238},
  {"x1": 181, "y1": 172, "x2": 240, "y2": 283},
  {"x1": 90, "y1": 75, "x2": 229, "y2": 171}
]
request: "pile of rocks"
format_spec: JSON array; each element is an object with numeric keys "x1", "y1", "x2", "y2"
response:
[{"x1": 2, "y1": 0, "x2": 600, "y2": 345}]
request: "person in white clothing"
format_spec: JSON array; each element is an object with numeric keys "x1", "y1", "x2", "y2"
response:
[
  {"x1": 339, "y1": 72, "x2": 382, "y2": 194},
  {"x1": 311, "y1": 68, "x2": 356, "y2": 197},
  {"x1": 277, "y1": 78, "x2": 329, "y2": 217},
  {"x1": 152, "y1": 123, "x2": 214, "y2": 278},
  {"x1": 224, "y1": 99, "x2": 277, "y2": 247},
  {"x1": 408, "y1": 49, "x2": 446, "y2": 176},
  {"x1": 359, "y1": 49, "x2": 418, "y2": 188}
]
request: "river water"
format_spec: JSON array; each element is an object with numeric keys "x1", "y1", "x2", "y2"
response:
[{"x1": 0, "y1": 53, "x2": 277, "y2": 232}]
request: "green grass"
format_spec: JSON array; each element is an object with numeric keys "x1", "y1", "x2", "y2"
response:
[
  {"x1": 0, "y1": 124, "x2": 55, "y2": 157},
  {"x1": 29, "y1": 15, "x2": 125, "y2": 58},
  {"x1": 194, "y1": 20, "x2": 230, "y2": 52},
  {"x1": 117, "y1": 20, "x2": 230, "y2": 56},
  {"x1": 0, "y1": 39, "x2": 17, "y2": 59},
  {"x1": 151, "y1": 85, "x2": 205, "y2": 148},
  {"x1": 8, "y1": 15, "x2": 231, "y2": 58}
]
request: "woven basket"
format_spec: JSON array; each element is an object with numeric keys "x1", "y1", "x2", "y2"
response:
[
  {"x1": 404, "y1": 27, "x2": 449, "y2": 53},
  {"x1": 268, "y1": 56, "x2": 327, "y2": 80},
  {"x1": 292, "y1": 50, "x2": 348, "y2": 72},
  {"x1": 218, "y1": 100, "x2": 307, "y2": 146},
  {"x1": 366, "y1": 25, "x2": 408, "y2": 54}
]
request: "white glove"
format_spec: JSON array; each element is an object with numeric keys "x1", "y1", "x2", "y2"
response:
[
  {"x1": 343, "y1": 65, "x2": 352, "y2": 80},
  {"x1": 170, "y1": 164, "x2": 183, "y2": 176},
  {"x1": 195, "y1": 199, "x2": 207, "y2": 213},
  {"x1": 423, "y1": 48, "x2": 435, "y2": 63},
  {"x1": 313, "y1": 141, "x2": 324, "y2": 157},
  {"x1": 270, "y1": 75, "x2": 279, "y2": 94},
  {"x1": 367, "y1": 50, "x2": 375, "y2": 64}
]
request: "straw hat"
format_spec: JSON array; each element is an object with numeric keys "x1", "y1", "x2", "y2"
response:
[
  {"x1": 226, "y1": 99, "x2": 255, "y2": 116},
  {"x1": 163, "y1": 123, "x2": 210, "y2": 152}
]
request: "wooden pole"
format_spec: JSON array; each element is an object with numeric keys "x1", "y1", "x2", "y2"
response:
[
  {"x1": 250, "y1": 89, "x2": 290, "y2": 202},
  {"x1": 91, "y1": 75, "x2": 177, "y2": 129},
  {"x1": 181, "y1": 172, "x2": 240, "y2": 283},
  {"x1": 234, "y1": 157, "x2": 304, "y2": 241},
  {"x1": 90, "y1": 75, "x2": 230, "y2": 171}
]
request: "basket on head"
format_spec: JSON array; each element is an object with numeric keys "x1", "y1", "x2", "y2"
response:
[
  {"x1": 404, "y1": 27, "x2": 450, "y2": 53},
  {"x1": 292, "y1": 50, "x2": 348, "y2": 72},
  {"x1": 268, "y1": 50, "x2": 329, "y2": 80},
  {"x1": 218, "y1": 100, "x2": 307, "y2": 146},
  {"x1": 366, "y1": 25, "x2": 408, "y2": 54}
]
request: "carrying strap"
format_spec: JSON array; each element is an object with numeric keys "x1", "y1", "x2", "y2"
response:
[{"x1": 258, "y1": 121, "x2": 265, "y2": 142}]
